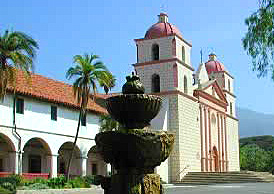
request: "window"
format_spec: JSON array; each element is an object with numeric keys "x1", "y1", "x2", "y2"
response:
[
  {"x1": 182, "y1": 46, "x2": 185, "y2": 63},
  {"x1": 51, "y1": 106, "x2": 57, "y2": 121},
  {"x1": 152, "y1": 44, "x2": 159, "y2": 60},
  {"x1": 228, "y1": 79, "x2": 231, "y2": 92},
  {"x1": 184, "y1": 76, "x2": 188, "y2": 94},
  {"x1": 92, "y1": 163, "x2": 97, "y2": 175},
  {"x1": 16, "y1": 98, "x2": 24, "y2": 114},
  {"x1": 230, "y1": 102, "x2": 233, "y2": 115},
  {"x1": 152, "y1": 74, "x2": 160, "y2": 93},
  {"x1": 81, "y1": 113, "x2": 87, "y2": 126}
]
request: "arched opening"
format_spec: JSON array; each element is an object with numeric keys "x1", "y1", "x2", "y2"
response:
[
  {"x1": 152, "y1": 44, "x2": 159, "y2": 61},
  {"x1": 212, "y1": 146, "x2": 219, "y2": 172},
  {"x1": 22, "y1": 138, "x2": 52, "y2": 179},
  {"x1": 152, "y1": 74, "x2": 160, "y2": 93},
  {"x1": 0, "y1": 134, "x2": 16, "y2": 175},
  {"x1": 183, "y1": 76, "x2": 188, "y2": 94},
  {"x1": 87, "y1": 146, "x2": 107, "y2": 176},
  {"x1": 58, "y1": 142, "x2": 81, "y2": 177},
  {"x1": 182, "y1": 46, "x2": 185, "y2": 63},
  {"x1": 172, "y1": 38, "x2": 176, "y2": 57}
]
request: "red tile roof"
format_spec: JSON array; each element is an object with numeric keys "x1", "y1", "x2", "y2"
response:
[{"x1": 7, "y1": 70, "x2": 108, "y2": 115}]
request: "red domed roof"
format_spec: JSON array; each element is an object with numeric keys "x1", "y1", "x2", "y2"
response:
[
  {"x1": 205, "y1": 54, "x2": 225, "y2": 75},
  {"x1": 145, "y1": 13, "x2": 182, "y2": 39}
]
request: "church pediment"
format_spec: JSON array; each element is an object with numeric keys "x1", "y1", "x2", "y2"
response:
[{"x1": 194, "y1": 79, "x2": 227, "y2": 107}]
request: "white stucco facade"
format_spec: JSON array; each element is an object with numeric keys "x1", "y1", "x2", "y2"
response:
[{"x1": 0, "y1": 93, "x2": 107, "y2": 178}]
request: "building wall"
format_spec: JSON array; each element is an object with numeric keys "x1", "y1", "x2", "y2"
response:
[
  {"x1": 226, "y1": 117, "x2": 240, "y2": 171},
  {"x1": 178, "y1": 95, "x2": 201, "y2": 173},
  {"x1": 177, "y1": 62, "x2": 194, "y2": 95},
  {"x1": 137, "y1": 36, "x2": 174, "y2": 63},
  {"x1": 0, "y1": 94, "x2": 106, "y2": 176},
  {"x1": 174, "y1": 36, "x2": 191, "y2": 67},
  {"x1": 135, "y1": 62, "x2": 176, "y2": 93}
]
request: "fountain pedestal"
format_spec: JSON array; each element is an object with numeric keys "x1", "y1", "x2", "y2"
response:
[{"x1": 95, "y1": 73, "x2": 174, "y2": 194}]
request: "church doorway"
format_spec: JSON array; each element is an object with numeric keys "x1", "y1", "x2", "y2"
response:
[{"x1": 212, "y1": 146, "x2": 219, "y2": 172}]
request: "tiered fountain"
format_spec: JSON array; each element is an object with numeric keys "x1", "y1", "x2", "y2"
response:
[{"x1": 95, "y1": 73, "x2": 174, "y2": 194}]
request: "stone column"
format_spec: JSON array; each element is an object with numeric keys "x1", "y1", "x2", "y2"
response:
[
  {"x1": 217, "y1": 113, "x2": 221, "y2": 172},
  {"x1": 221, "y1": 115, "x2": 225, "y2": 171},
  {"x1": 224, "y1": 116, "x2": 228, "y2": 172},
  {"x1": 15, "y1": 151, "x2": 23, "y2": 174},
  {"x1": 81, "y1": 157, "x2": 88, "y2": 176},
  {"x1": 208, "y1": 109, "x2": 212, "y2": 172},
  {"x1": 204, "y1": 107, "x2": 208, "y2": 172},
  {"x1": 199, "y1": 104, "x2": 204, "y2": 172},
  {"x1": 51, "y1": 154, "x2": 58, "y2": 178}
]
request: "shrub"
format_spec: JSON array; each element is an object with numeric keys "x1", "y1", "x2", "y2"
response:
[
  {"x1": 0, "y1": 186, "x2": 13, "y2": 194},
  {"x1": 0, "y1": 182, "x2": 16, "y2": 193},
  {"x1": 47, "y1": 175, "x2": 66, "y2": 189},
  {"x1": 68, "y1": 177, "x2": 89, "y2": 188},
  {"x1": 20, "y1": 183, "x2": 50, "y2": 190},
  {"x1": 0, "y1": 175, "x2": 23, "y2": 186},
  {"x1": 84, "y1": 175, "x2": 102, "y2": 186}
]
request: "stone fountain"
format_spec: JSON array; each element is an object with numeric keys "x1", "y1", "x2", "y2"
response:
[{"x1": 95, "y1": 73, "x2": 174, "y2": 194}]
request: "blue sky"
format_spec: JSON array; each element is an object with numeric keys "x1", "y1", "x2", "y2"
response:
[{"x1": 2, "y1": 0, "x2": 274, "y2": 114}]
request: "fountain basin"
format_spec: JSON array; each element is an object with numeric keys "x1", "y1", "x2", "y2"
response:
[
  {"x1": 106, "y1": 94, "x2": 162, "y2": 129},
  {"x1": 95, "y1": 130, "x2": 174, "y2": 171}
]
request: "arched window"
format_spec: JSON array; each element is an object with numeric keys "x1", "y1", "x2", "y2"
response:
[
  {"x1": 228, "y1": 79, "x2": 231, "y2": 92},
  {"x1": 184, "y1": 76, "x2": 188, "y2": 94},
  {"x1": 182, "y1": 46, "x2": 185, "y2": 63},
  {"x1": 152, "y1": 74, "x2": 160, "y2": 93},
  {"x1": 230, "y1": 102, "x2": 233, "y2": 115},
  {"x1": 152, "y1": 44, "x2": 159, "y2": 60}
]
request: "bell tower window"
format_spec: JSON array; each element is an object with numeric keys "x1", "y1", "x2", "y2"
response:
[
  {"x1": 152, "y1": 44, "x2": 159, "y2": 61},
  {"x1": 182, "y1": 46, "x2": 185, "y2": 63},
  {"x1": 230, "y1": 102, "x2": 233, "y2": 115},
  {"x1": 152, "y1": 74, "x2": 160, "y2": 93},
  {"x1": 184, "y1": 76, "x2": 188, "y2": 94}
]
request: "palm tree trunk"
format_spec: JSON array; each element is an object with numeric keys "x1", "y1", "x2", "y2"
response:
[{"x1": 66, "y1": 109, "x2": 82, "y2": 181}]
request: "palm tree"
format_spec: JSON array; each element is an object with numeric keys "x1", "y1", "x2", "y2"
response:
[
  {"x1": 66, "y1": 54, "x2": 114, "y2": 180},
  {"x1": 100, "y1": 74, "x2": 116, "y2": 94},
  {"x1": 0, "y1": 30, "x2": 39, "y2": 99}
]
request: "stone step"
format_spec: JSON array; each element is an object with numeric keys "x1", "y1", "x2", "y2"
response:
[
  {"x1": 175, "y1": 180, "x2": 266, "y2": 185},
  {"x1": 176, "y1": 171, "x2": 274, "y2": 184},
  {"x1": 184, "y1": 174, "x2": 259, "y2": 177},
  {"x1": 183, "y1": 177, "x2": 262, "y2": 180}
]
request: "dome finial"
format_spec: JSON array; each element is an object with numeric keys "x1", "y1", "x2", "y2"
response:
[
  {"x1": 158, "y1": 13, "x2": 168, "y2": 23},
  {"x1": 209, "y1": 52, "x2": 217, "y2": 61}
]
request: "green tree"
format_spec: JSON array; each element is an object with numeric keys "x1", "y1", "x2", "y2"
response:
[
  {"x1": 240, "y1": 144, "x2": 272, "y2": 171},
  {"x1": 0, "y1": 30, "x2": 39, "y2": 99},
  {"x1": 242, "y1": 0, "x2": 274, "y2": 79},
  {"x1": 66, "y1": 54, "x2": 114, "y2": 180},
  {"x1": 99, "y1": 114, "x2": 119, "y2": 132}
]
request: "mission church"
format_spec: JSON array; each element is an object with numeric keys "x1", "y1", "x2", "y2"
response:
[
  {"x1": 134, "y1": 13, "x2": 239, "y2": 182},
  {"x1": 0, "y1": 13, "x2": 239, "y2": 183}
]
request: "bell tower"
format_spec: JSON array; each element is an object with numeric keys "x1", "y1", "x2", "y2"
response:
[{"x1": 133, "y1": 13, "x2": 194, "y2": 95}]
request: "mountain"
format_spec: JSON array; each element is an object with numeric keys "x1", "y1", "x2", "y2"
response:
[
  {"x1": 239, "y1": 135, "x2": 274, "y2": 151},
  {"x1": 237, "y1": 107, "x2": 274, "y2": 137}
]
